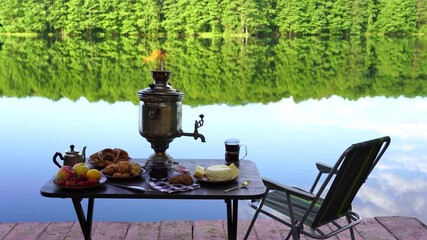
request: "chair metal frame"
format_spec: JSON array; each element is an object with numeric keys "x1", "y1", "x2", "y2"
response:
[{"x1": 244, "y1": 136, "x2": 391, "y2": 240}]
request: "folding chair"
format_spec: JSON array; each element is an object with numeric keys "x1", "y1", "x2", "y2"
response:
[{"x1": 244, "y1": 136, "x2": 391, "y2": 239}]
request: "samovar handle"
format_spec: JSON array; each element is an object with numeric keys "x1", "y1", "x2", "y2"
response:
[
  {"x1": 147, "y1": 104, "x2": 159, "y2": 119},
  {"x1": 195, "y1": 114, "x2": 204, "y2": 130}
]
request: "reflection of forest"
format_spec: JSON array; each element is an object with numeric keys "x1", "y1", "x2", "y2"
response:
[{"x1": 0, "y1": 37, "x2": 426, "y2": 106}]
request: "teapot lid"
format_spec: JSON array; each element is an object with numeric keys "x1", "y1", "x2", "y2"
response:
[{"x1": 66, "y1": 145, "x2": 80, "y2": 155}]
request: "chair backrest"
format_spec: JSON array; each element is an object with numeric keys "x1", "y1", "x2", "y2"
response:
[{"x1": 311, "y1": 136, "x2": 391, "y2": 228}]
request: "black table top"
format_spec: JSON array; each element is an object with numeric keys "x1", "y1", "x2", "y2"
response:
[{"x1": 40, "y1": 159, "x2": 266, "y2": 200}]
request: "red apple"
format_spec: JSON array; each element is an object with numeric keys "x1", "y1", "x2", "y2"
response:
[{"x1": 56, "y1": 166, "x2": 76, "y2": 182}]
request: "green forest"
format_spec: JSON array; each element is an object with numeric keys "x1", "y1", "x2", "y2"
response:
[
  {"x1": 1, "y1": 36, "x2": 426, "y2": 106},
  {"x1": 0, "y1": 0, "x2": 426, "y2": 36}
]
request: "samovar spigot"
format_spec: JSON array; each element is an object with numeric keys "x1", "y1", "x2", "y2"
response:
[{"x1": 178, "y1": 114, "x2": 206, "y2": 142}]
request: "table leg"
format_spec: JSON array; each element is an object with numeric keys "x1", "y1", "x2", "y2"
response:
[
  {"x1": 72, "y1": 198, "x2": 95, "y2": 240},
  {"x1": 225, "y1": 199, "x2": 239, "y2": 240}
]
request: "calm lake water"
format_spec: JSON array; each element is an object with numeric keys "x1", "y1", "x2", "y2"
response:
[{"x1": 0, "y1": 36, "x2": 426, "y2": 224}]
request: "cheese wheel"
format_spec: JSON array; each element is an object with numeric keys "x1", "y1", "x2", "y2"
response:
[{"x1": 205, "y1": 165, "x2": 233, "y2": 181}]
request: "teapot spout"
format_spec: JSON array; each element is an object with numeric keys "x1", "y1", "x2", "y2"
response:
[{"x1": 81, "y1": 146, "x2": 87, "y2": 163}]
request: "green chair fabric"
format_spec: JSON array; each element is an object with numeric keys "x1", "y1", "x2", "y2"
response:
[
  {"x1": 263, "y1": 190, "x2": 323, "y2": 227},
  {"x1": 244, "y1": 136, "x2": 391, "y2": 240}
]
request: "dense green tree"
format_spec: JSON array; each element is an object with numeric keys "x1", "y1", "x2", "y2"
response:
[
  {"x1": 373, "y1": 0, "x2": 417, "y2": 34},
  {"x1": 366, "y1": 0, "x2": 380, "y2": 33},
  {"x1": 98, "y1": 0, "x2": 121, "y2": 35},
  {"x1": 135, "y1": 0, "x2": 162, "y2": 34},
  {"x1": 275, "y1": 0, "x2": 308, "y2": 35},
  {"x1": 82, "y1": 0, "x2": 101, "y2": 35},
  {"x1": 261, "y1": 0, "x2": 278, "y2": 33},
  {"x1": 183, "y1": 0, "x2": 206, "y2": 34},
  {"x1": 327, "y1": 0, "x2": 352, "y2": 35},
  {"x1": 307, "y1": 0, "x2": 328, "y2": 34},
  {"x1": 46, "y1": 0, "x2": 68, "y2": 34},
  {"x1": 0, "y1": 0, "x2": 26, "y2": 33},
  {"x1": 221, "y1": 0, "x2": 240, "y2": 33},
  {"x1": 65, "y1": 0, "x2": 87, "y2": 35},
  {"x1": 203, "y1": 0, "x2": 223, "y2": 33},
  {"x1": 222, "y1": 0, "x2": 269, "y2": 35},
  {"x1": 162, "y1": 0, "x2": 187, "y2": 34},
  {"x1": 22, "y1": 0, "x2": 48, "y2": 33},
  {"x1": 118, "y1": 1, "x2": 138, "y2": 35},
  {"x1": 0, "y1": 0, "x2": 426, "y2": 35},
  {"x1": 244, "y1": 0, "x2": 270, "y2": 35},
  {"x1": 416, "y1": 0, "x2": 427, "y2": 32},
  {"x1": 349, "y1": 0, "x2": 370, "y2": 34}
]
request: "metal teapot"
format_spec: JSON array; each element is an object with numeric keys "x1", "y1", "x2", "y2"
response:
[{"x1": 53, "y1": 145, "x2": 87, "y2": 168}]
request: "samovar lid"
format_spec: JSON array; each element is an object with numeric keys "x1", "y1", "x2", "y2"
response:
[{"x1": 138, "y1": 70, "x2": 183, "y2": 100}]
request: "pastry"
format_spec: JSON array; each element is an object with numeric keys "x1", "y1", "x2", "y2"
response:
[
  {"x1": 114, "y1": 148, "x2": 129, "y2": 161},
  {"x1": 102, "y1": 161, "x2": 142, "y2": 178},
  {"x1": 169, "y1": 174, "x2": 194, "y2": 185},
  {"x1": 88, "y1": 148, "x2": 131, "y2": 167},
  {"x1": 102, "y1": 165, "x2": 115, "y2": 175}
]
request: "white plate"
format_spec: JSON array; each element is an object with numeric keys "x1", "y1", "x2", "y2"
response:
[{"x1": 194, "y1": 175, "x2": 238, "y2": 183}]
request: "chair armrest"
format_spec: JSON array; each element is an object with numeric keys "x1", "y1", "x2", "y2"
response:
[
  {"x1": 316, "y1": 162, "x2": 333, "y2": 173},
  {"x1": 262, "y1": 177, "x2": 316, "y2": 200},
  {"x1": 309, "y1": 162, "x2": 335, "y2": 193}
]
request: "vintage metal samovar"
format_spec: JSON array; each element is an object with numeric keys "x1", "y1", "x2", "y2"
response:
[{"x1": 138, "y1": 70, "x2": 205, "y2": 179}]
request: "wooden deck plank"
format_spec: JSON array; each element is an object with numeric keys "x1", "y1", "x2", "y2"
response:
[
  {"x1": 38, "y1": 222, "x2": 74, "y2": 240},
  {"x1": 236, "y1": 219, "x2": 258, "y2": 240},
  {"x1": 355, "y1": 217, "x2": 397, "y2": 240},
  {"x1": 328, "y1": 218, "x2": 364, "y2": 240},
  {"x1": 64, "y1": 221, "x2": 94, "y2": 240},
  {"x1": 92, "y1": 221, "x2": 129, "y2": 240},
  {"x1": 269, "y1": 220, "x2": 299, "y2": 240},
  {"x1": 158, "y1": 220, "x2": 193, "y2": 240},
  {"x1": 376, "y1": 216, "x2": 427, "y2": 240},
  {"x1": 254, "y1": 219, "x2": 285, "y2": 240},
  {"x1": 125, "y1": 221, "x2": 160, "y2": 240},
  {"x1": 0, "y1": 222, "x2": 16, "y2": 239},
  {"x1": 305, "y1": 224, "x2": 340, "y2": 240},
  {"x1": 193, "y1": 220, "x2": 226, "y2": 240},
  {"x1": 2, "y1": 222, "x2": 49, "y2": 240},
  {"x1": 0, "y1": 217, "x2": 425, "y2": 240}
]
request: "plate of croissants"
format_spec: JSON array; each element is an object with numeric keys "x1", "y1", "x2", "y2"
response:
[
  {"x1": 100, "y1": 161, "x2": 145, "y2": 180},
  {"x1": 88, "y1": 148, "x2": 130, "y2": 169}
]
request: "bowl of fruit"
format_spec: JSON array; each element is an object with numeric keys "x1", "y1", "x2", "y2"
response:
[{"x1": 54, "y1": 163, "x2": 106, "y2": 189}]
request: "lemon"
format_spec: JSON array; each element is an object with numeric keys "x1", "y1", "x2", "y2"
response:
[{"x1": 86, "y1": 169, "x2": 102, "y2": 182}]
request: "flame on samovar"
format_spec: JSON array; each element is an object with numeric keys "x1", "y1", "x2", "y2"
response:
[
  {"x1": 142, "y1": 49, "x2": 167, "y2": 71},
  {"x1": 139, "y1": 49, "x2": 205, "y2": 179}
]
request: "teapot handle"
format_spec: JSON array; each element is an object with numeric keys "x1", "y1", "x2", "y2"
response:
[{"x1": 53, "y1": 152, "x2": 63, "y2": 168}]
